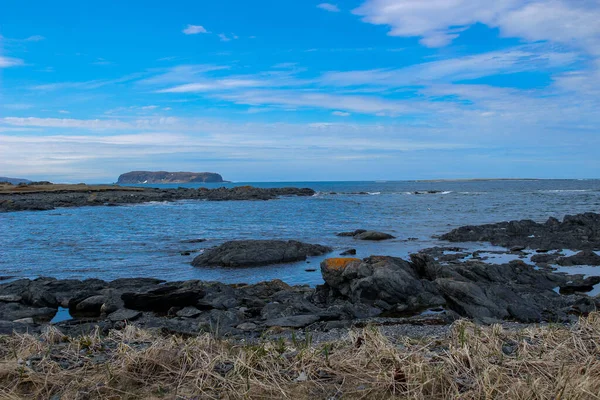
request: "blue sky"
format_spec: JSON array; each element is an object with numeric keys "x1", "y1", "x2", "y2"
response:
[{"x1": 1, "y1": 0, "x2": 599, "y2": 182}]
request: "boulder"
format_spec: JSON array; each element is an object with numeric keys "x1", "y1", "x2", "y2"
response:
[
  {"x1": 107, "y1": 309, "x2": 141, "y2": 322},
  {"x1": 557, "y1": 250, "x2": 600, "y2": 266},
  {"x1": 354, "y1": 231, "x2": 395, "y2": 241},
  {"x1": 122, "y1": 285, "x2": 205, "y2": 312},
  {"x1": 336, "y1": 229, "x2": 395, "y2": 241},
  {"x1": 191, "y1": 240, "x2": 332, "y2": 267},
  {"x1": 340, "y1": 248, "x2": 357, "y2": 256}
]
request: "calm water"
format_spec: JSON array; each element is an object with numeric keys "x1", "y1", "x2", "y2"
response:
[{"x1": 1, "y1": 180, "x2": 600, "y2": 285}]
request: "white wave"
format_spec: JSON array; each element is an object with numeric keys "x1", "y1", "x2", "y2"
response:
[
  {"x1": 368, "y1": 192, "x2": 381, "y2": 195},
  {"x1": 539, "y1": 189, "x2": 590, "y2": 193},
  {"x1": 441, "y1": 191, "x2": 452, "y2": 195}
]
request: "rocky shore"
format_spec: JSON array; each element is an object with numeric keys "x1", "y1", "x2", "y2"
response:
[
  {"x1": 1, "y1": 212, "x2": 599, "y2": 341},
  {"x1": 0, "y1": 183, "x2": 316, "y2": 212}
]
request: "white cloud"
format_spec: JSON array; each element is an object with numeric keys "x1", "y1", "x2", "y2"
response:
[
  {"x1": 58, "y1": 110, "x2": 70, "y2": 114},
  {"x1": 157, "y1": 79, "x2": 264, "y2": 93},
  {"x1": 25, "y1": 35, "x2": 45, "y2": 42},
  {"x1": 183, "y1": 24, "x2": 208, "y2": 35},
  {"x1": 317, "y1": 3, "x2": 340, "y2": 12},
  {"x1": 2, "y1": 104, "x2": 33, "y2": 110},
  {"x1": 321, "y1": 46, "x2": 578, "y2": 87},
  {"x1": 216, "y1": 89, "x2": 434, "y2": 116},
  {"x1": 218, "y1": 33, "x2": 237, "y2": 42},
  {"x1": 0, "y1": 56, "x2": 24, "y2": 68},
  {"x1": 332, "y1": 111, "x2": 351, "y2": 116},
  {"x1": 353, "y1": 0, "x2": 600, "y2": 51}
]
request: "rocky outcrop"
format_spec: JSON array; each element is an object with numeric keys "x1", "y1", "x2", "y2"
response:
[
  {"x1": 192, "y1": 240, "x2": 332, "y2": 267},
  {"x1": 336, "y1": 229, "x2": 395, "y2": 241},
  {"x1": 557, "y1": 250, "x2": 600, "y2": 266},
  {"x1": 319, "y1": 254, "x2": 599, "y2": 323},
  {"x1": 1, "y1": 249, "x2": 600, "y2": 338},
  {"x1": 117, "y1": 171, "x2": 225, "y2": 184},
  {"x1": 440, "y1": 212, "x2": 600, "y2": 250},
  {"x1": 0, "y1": 185, "x2": 316, "y2": 212}
]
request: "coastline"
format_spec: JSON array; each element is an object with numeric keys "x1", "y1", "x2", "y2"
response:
[{"x1": 0, "y1": 183, "x2": 316, "y2": 212}]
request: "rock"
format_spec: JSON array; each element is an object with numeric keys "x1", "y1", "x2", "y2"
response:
[
  {"x1": 0, "y1": 295, "x2": 22, "y2": 302},
  {"x1": 510, "y1": 245, "x2": 526, "y2": 252},
  {"x1": 197, "y1": 310, "x2": 242, "y2": 335},
  {"x1": 557, "y1": 250, "x2": 600, "y2": 266},
  {"x1": 264, "y1": 315, "x2": 319, "y2": 328},
  {"x1": 0, "y1": 303, "x2": 57, "y2": 323},
  {"x1": 107, "y1": 309, "x2": 141, "y2": 322},
  {"x1": 122, "y1": 286, "x2": 205, "y2": 312},
  {"x1": 340, "y1": 249, "x2": 357, "y2": 256},
  {"x1": 336, "y1": 230, "x2": 395, "y2": 241},
  {"x1": 354, "y1": 231, "x2": 395, "y2": 241},
  {"x1": 320, "y1": 253, "x2": 582, "y2": 323},
  {"x1": 440, "y1": 212, "x2": 600, "y2": 250},
  {"x1": 176, "y1": 306, "x2": 202, "y2": 318},
  {"x1": 73, "y1": 295, "x2": 106, "y2": 315},
  {"x1": 236, "y1": 322, "x2": 257, "y2": 331},
  {"x1": 559, "y1": 276, "x2": 600, "y2": 294},
  {"x1": 13, "y1": 317, "x2": 35, "y2": 324},
  {"x1": 181, "y1": 238, "x2": 206, "y2": 243},
  {"x1": 337, "y1": 229, "x2": 367, "y2": 237},
  {"x1": 1, "y1": 185, "x2": 316, "y2": 213},
  {"x1": 531, "y1": 253, "x2": 560, "y2": 264},
  {"x1": 191, "y1": 240, "x2": 332, "y2": 267}
]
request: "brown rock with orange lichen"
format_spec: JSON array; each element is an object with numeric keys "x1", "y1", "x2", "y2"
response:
[
  {"x1": 320, "y1": 256, "x2": 445, "y2": 312},
  {"x1": 322, "y1": 258, "x2": 361, "y2": 270}
]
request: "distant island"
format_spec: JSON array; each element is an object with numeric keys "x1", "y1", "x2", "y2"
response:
[
  {"x1": 0, "y1": 176, "x2": 31, "y2": 185},
  {"x1": 117, "y1": 171, "x2": 226, "y2": 184}
]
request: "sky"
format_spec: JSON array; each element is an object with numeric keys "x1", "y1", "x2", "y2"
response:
[{"x1": 1, "y1": 0, "x2": 599, "y2": 182}]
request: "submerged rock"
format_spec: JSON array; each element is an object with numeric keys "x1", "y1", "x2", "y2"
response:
[{"x1": 191, "y1": 240, "x2": 332, "y2": 267}]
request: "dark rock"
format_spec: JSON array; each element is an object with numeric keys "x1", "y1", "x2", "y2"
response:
[
  {"x1": 191, "y1": 240, "x2": 332, "y2": 267},
  {"x1": 354, "y1": 231, "x2": 395, "y2": 241},
  {"x1": 531, "y1": 253, "x2": 561, "y2": 264},
  {"x1": 122, "y1": 286, "x2": 205, "y2": 312},
  {"x1": 73, "y1": 295, "x2": 106, "y2": 315},
  {"x1": 1, "y1": 185, "x2": 316, "y2": 213},
  {"x1": 557, "y1": 250, "x2": 600, "y2": 266},
  {"x1": 181, "y1": 238, "x2": 207, "y2": 243},
  {"x1": 440, "y1": 212, "x2": 600, "y2": 250},
  {"x1": 340, "y1": 249, "x2": 357, "y2": 256},
  {"x1": 510, "y1": 245, "x2": 526, "y2": 252},
  {"x1": 559, "y1": 276, "x2": 600, "y2": 294},
  {"x1": 336, "y1": 230, "x2": 394, "y2": 241},
  {"x1": 176, "y1": 306, "x2": 202, "y2": 318},
  {"x1": 336, "y1": 229, "x2": 367, "y2": 237},
  {"x1": 0, "y1": 303, "x2": 57, "y2": 323},
  {"x1": 107, "y1": 309, "x2": 141, "y2": 322}
]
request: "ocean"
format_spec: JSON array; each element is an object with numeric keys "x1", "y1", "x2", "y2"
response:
[{"x1": 2, "y1": 179, "x2": 599, "y2": 285}]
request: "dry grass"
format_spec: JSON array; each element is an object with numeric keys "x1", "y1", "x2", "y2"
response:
[{"x1": 1, "y1": 314, "x2": 600, "y2": 399}]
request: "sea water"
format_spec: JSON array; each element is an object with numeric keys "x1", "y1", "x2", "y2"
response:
[{"x1": 1, "y1": 179, "x2": 599, "y2": 285}]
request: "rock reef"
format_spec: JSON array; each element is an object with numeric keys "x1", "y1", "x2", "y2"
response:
[
  {"x1": 191, "y1": 240, "x2": 332, "y2": 267},
  {"x1": 440, "y1": 212, "x2": 600, "y2": 250},
  {"x1": 0, "y1": 184, "x2": 316, "y2": 212}
]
